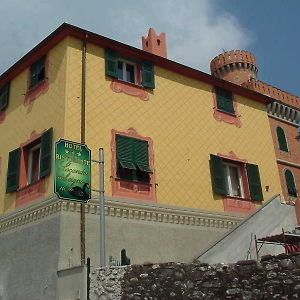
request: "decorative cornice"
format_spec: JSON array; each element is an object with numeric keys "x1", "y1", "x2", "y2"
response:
[
  {"x1": 277, "y1": 159, "x2": 300, "y2": 169},
  {"x1": 0, "y1": 195, "x2": 243, "y2": 234},
  {"x1": 267, "y1": 101, "x2": 300, "y2": 125}
]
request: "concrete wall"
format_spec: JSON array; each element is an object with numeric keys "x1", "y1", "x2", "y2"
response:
[
  {"x1": 58, "y1": 197, "x2": 240, "y2": 268},
  {"x1": 0, "y1": 196, "x2": 242, "y2": 298},
  {"x1": 0, "y1": 214, "x2": 60, "y2": 300},
  {"x1": 57, "y1": 266, "x2": 87, "y2": 300},
  {"x1": 196, "y1": 195, "x2": 297, "y2": 264}
]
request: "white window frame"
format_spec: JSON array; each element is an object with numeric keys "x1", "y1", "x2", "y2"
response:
[
  {"x1": 28, "y1": 143, "x2": 41, "y2": 184},
  {"x1": 117, "y1": 59, "x2": 137, "y2": 84},
  {"x1": 223, "y1": 162, "x2": 244, "y2": 198}
]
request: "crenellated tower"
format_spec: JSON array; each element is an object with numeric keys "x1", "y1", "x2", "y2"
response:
[
  {"x1": 210, "y1": 50, "x2": 258, "y2": 85},
  {"x1": 142, "y1": 28, "x2": 167, "y2": 58}
]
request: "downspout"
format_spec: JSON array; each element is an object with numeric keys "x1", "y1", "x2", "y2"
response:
[{"x1": 80, "y1": 33, "x2": 88, "y2": 266}]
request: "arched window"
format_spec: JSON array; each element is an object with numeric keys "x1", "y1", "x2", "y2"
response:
[
  {"x1": 276, "y1": 127, "x2": 288, "y2": 152},
  {"x1": 285, "y1": 169, "x2": 297, "y2": 197}
]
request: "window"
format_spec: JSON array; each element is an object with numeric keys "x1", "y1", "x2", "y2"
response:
[
  {"x1": 30, "y1": 56, "x2": 46, "y2": 88},
  {"x1": 216, "y1": 87, "x2": 234, "y2": 114},
  {"x1": 116, "y1": 135, "x2": 152, "y2": 183},
  {"x1": 276, "y1": 127, "x2": 288, "y2": 152},
  {"x1": 6, "y1": 128, "x2": 53, "y2": 193},
  {"x1": 117, "y1": 59, "x2": 137, "y2": 84},
  {"x1": 27, "y1": 143, "x2": 41, "y2": 184},
  {"x1": 210, "y1": 154, "x2": 263, "y2": 201},
  {"x1": 223, "y1": 162, "x2": 244, "y2": 198},
  {"x1": 285, "y1": 169, "x2": 297, "y2": 197},
  {"x1": 105, "y1": 49, "x2": 155, "y2": 89},
  {"x1": 0, "y1": 83, "x2": 9, "y2": 112}
]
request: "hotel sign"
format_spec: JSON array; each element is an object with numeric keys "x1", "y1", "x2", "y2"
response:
[{"x1": 54, "y1": 139, "x2": 91, "y2": 202}]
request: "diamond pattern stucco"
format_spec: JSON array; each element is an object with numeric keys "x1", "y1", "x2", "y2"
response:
[
  {"x1": 0, "y1": 36, "x2": 283, "y2": 215},
  {"x1": 64, "y1": 38, "x2": 282, "y2": 212}
]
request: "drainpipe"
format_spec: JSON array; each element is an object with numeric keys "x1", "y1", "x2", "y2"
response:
[
  {"x1": 295, "y1": 199, "x2": 300, "y2": 226},
  {"x1": 80, "y1": 33, "x2": 88, "y2": 266}
]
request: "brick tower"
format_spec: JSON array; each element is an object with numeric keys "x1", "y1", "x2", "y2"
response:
[{"x1": 210, "y1": 50, "x2": 258, "y2": 85}]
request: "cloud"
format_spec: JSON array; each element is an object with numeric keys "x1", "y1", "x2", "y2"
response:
[{"x1": 0, "y1": 0, "x2": 253, "y2": 75}]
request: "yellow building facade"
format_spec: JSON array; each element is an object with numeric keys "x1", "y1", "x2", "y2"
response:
[{"x1": 0, "y1": 24, "x2": 282, "y2": 216}]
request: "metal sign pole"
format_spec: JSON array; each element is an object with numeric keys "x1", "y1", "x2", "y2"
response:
[
  {"x1": 91, "y1": 148, "x2": 106, "y2": 267},
  {"x1": 99, "y1": 148, "x2": 106, "y2": 266}
]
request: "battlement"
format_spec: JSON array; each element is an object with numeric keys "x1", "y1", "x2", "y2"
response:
[
  {"x1": 242, "y1": 78, "x2": 300, "y2": 109},
  {"x1": 142, "y1": 28, "x2": 167, "y2": 58},
  {"x1": 210, "y1": 50, "x2": 258, "y2": 85},
  {"x1": 210, "y1": 50, "x2": 257, "y2": 73}
]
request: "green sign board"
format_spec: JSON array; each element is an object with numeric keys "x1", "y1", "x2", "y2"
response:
[{"x1": 54, "y1": 139, "x2": 91, "y2": 202}]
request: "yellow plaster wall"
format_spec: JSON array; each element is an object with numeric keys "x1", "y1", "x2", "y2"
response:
[
  {"x1": 65, "y1": 38, "x2": 282, "y2": 212},
  {"x1": 0, "y1": 39, "x2": 68, "y2": 214}
]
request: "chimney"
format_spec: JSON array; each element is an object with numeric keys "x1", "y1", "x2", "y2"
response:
[{"x1": 142, "y1": 28, "x2": 167, "y2": 58}]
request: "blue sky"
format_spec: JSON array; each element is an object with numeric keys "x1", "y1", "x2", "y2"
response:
[{"x1": 1, "y1": 0, "x2": 299, "y2": 95}]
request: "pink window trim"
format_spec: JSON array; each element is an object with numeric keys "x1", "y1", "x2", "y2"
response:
[
  {"x1": 223, "y1": 198, "x2": 256, "y2": 215},
  {"x1": 0, "y1": 111, "x2": 5, "y2": 124},
  {"x1": 24, "y1": 55, "x2": 50, "y2": 106},
  {"x1": 212, "y1": 87, "x2": 242, "y2": 128},
  {"x1": 217, "y1": 151, "x2": 256, "y2": 214},
  {"x1": 110, "y1": 79, "x2": 149, "y2": 101},
  {"x1": 16, "y1": 130, "x2": 46, "y2": 207},
  {"x1": 111, "y1": 128, "x2": 156, "y2": 201}
]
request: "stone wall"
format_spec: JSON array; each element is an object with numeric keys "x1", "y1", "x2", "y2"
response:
[{"x1": 90, "y1": 253, "x2": 300, "y2": 299}]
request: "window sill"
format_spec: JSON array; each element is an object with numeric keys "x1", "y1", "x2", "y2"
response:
[
  {"x1": 24, "y1": 78, "x2": 49, "y2": 106},
  {"x1": 28, "y1": 79, "x2": 47, "y2": 92},
  {"x1": 114, "y1": 176, "x2": 152, "y2": 186},
  {"x1": 224, "y1": 195, "x2": 252, "y2": 201},
  {"x1": 110, "y1": 79, "x2": 149, "y2": 101},
  {"x1": 216, "y1": 108, "x2": 236, "y2": 117}
]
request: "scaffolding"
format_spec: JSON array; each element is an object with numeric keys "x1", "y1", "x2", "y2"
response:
[{"x1": 254, "y1": 228, "x2": 300, "y2": 260}]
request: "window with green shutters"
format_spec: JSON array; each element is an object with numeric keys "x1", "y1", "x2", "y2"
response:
[
  {"x1": 0, "y1": 83, "x2": 9, "y2": 112},
  {"x1": 246, "y1": 163, "x2": 264, "y2": 201},
  {"x1": 142, "y1": 62, "x2": 155, "y2": 89},
  {"x1": 216, "y1": 87, "x2": 235, "y2": 114},
  {"x1": 210, "y1": 154, "x2": 263, "y2": 201},
  {"x1": 285, "y1": 169, "x2": 297, "y2": 197},
  {"x1": 105, "y1": 49, "x2": 155, "y2": 89},
  {"x1": 30, "y1": 56, "x2": 46, "y2": 88},
  {"x1": 116, "y1": 135, "x2": 151, "y2": 182},
  {"x1": 6, "y1": 128, "x2": 53, "y2": 192},
  {"x1": 276, "y1": 127, "x2": 289, "y2": 152},
  {"x1": 6, "y1": 148, "x2": 21, "y2": 193},
  {"x1": 40, "y1": 128, "x2": 53, "y2": 178}
]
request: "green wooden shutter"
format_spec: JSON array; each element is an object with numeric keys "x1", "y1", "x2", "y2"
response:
[
  {"x1": 6, "y1": 148, "x2": 21, "y2": 193},
  {"x1": 285, "y1": 170, "x2": 297, "y2": 197},
  {"x1": 117, "y1": 136, "x2": 136, "y2": 170},
  {"x1": 246, "y1": 163, "x2": 263, "y2": 201},
  {"x1": 134, "y1": 139, "x2": 151, "y2": 173},
  {"x1": 277, "y1": 127, "x2": 288, "y2": 152},
  {"x1": 142, "y1": 61, "x2": 155, "y2": 89},
  {"x1": 0, "y1": 83, "x2": 9, "y2": 111},
  {"x1": 216, "y1": 87, "x2": 234, "y2": 114},
  {"x1": 40, "y1": 128, "x2": 53, "y2": 178},
  {"x1": 210, "y1": 154, "x2": 226, "y2": 195},
  {"x1": 105, "y1": 49, "x2": 118, "y2": 78}
]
